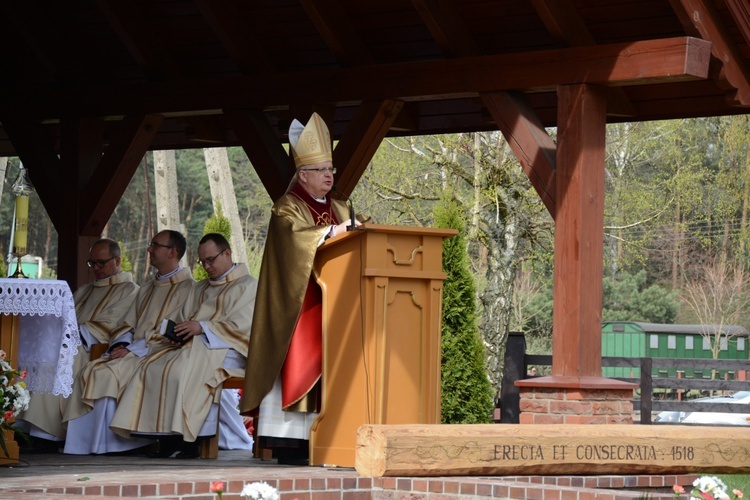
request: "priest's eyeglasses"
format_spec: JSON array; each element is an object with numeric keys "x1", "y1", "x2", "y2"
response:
[
  {"x1": 302, "y1": 167, "x2": 336, "y2": 174},
  {"x1": 148, "y1": 241, "x2": 173, "y2": 249},
  {"x1": 86, "y1": 256, "x2": 116, "y2": 268},
  {"x1": 198, "y1": 248, "x2": 226, "y2": 267}
]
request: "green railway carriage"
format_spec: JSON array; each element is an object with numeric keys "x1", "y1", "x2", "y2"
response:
[{"x1": 601, "y1": 321, "x2": 750, "y2": 379}]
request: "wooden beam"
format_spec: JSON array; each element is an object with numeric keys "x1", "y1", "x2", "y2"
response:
[
  {"x1": 411, "y1": 0, "x2": 479, "y2": 57},
  {"x1": 413, "y1": 0, "x2": 559, "y2": 218},
  {"x1": 481, "y1": 91, "x2": 556, "y2": 218},
  {"x1": 0, "y1": 2, "x2": 92, "y2": 86},
  {"x1": 530, "y1": 0, "x2": 636, "y2": 117},
  {"x1": 193, "y1": 0, "x2": 277, "y2": 74},
  {"x1": 79, "y1": 114, "x2": 164, "y2": 234},
  {"x1": 7, "y1": 37, "x2": 713, "y2": 118},
  {"x1": 552, "y1": 84, "x2": 607, "y2": 378},
  {"x1": 670, "y1": 0, "x2": 750, "y2": 106},
  {"x1": 0, "y1": 116, "x2": 64, "y2": 230},
  {"x1": 355, "y1": 424, "x2": 750, "y2": 477},
  {"x1": 58, "y1": 118, "x2": 106, "y2": 289},
  {"x1": 95, "y1": 0, "x2": 181, "y2": 80},
  {"x1": 299, "y1": 0, "x2": 374, "y2": 65},
  {"x1": 224, "y1": 108, "x2": 293, "y2": 202},
  {"x1": 333, "y1": 100, "x2": 404, "y2": 197},
  {"x1": 531, "y1": 0, "x2": 594, "y2": 46},
  {"x1": 725, "y1": 0, "x2": 750, "y2": 47}
]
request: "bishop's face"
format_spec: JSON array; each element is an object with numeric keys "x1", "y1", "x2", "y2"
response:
[{"x1": 297, "y1": 161, "x2": 334, "y2": 199}]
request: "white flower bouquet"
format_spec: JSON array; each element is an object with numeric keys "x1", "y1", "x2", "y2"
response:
[
  {"x1": 240, "y1": 481, "x2": 280, "y2": 500},
  {"x1": 0, "y1": 349, "x2": 31, "y2": 457}
]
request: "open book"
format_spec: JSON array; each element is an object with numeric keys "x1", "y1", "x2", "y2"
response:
[{"x1": 160, "y1": 318, "x2": 188, "y2": 345}]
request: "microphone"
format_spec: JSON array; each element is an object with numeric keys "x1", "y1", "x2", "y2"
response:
[
  {"x1": 347, "y1": 199, "x2": 356, "y2": 232},
  {"x1": 331, "y1": 185, "x2": 358, "y2": 232}
]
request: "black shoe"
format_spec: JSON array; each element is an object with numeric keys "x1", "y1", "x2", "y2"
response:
[
  {"x1": 146, "y1": 438, "x2": 180, "y2": 458},
  {"x1": 18, "y1": 436, "x2": 61, "y2": 454},
  {"x1": 276, "y1": 447, "x2": 309, "y2": 466},
  {"x1": 174, "y1": 440, "x2": 200, "y2": 459}
]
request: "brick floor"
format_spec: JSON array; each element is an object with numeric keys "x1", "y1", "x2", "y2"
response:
[{"x1": 0, "y1": 451, "x2": 698, "y2": 499}]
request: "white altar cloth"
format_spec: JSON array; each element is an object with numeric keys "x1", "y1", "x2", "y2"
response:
[{"x1": 0, "y1": 278, "x2": 79, "y2": 397}]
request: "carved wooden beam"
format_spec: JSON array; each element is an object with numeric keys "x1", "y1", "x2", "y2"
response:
[{"x1": 356, "y1": 424, "x2": 750, "y2": 477}]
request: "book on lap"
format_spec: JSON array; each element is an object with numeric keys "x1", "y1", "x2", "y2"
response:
[{"x1": 160, "y1": 318, "x2": 187, "y2": 345}]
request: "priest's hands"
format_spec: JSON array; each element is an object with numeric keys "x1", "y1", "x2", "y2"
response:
[
  {"x1": 331, "y1": 219, "x2": 361, "y2": 237},
  {"x1": 170, "y1": 320, "x2": 202, "y2": 344},
  {"x1": 109, "y1": 345, "x2": 129, "y2": 359}
]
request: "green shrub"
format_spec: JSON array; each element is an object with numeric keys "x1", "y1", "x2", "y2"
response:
[{"x1": 435, "y1": 195, "x2": 494, "y2": 423}]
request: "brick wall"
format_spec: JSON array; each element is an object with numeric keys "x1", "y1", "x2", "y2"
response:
[{"x1": 519, "y1": 387, "x2": 634, "y2": 424}]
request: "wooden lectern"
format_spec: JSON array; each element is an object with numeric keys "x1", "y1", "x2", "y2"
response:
[{"x1": 309, "y1": 224, "x2": 457, "y2": 467}]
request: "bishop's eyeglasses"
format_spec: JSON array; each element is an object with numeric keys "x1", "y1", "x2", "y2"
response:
[{"x1": 302, "y1": 167, "x2": 336, "y2": 174}]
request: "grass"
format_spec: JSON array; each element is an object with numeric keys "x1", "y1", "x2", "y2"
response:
[{"x1": 717, "y1": 474, "x2": 750, "y2": 495}]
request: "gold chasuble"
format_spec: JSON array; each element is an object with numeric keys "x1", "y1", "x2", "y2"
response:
[
  {"x1": 110, "y1": 264, "x2": 257, "y2": 443},
  {"x1": 74, "y1": 272, "x2": 139, "y2": 343},
  {"x1": 18, "y1": 272, "x2": 138, "y2": 438},
  {"x1": 242, "y1": 184, "x2": 348, "y2": 415},
  {"x1": 63, "y1": 267, "x2": 195, "y2": 423}
]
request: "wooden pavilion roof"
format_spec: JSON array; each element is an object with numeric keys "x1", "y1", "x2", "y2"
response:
[
  {"x1": 2, "y1": 0, "x2": 749, "y2": 154},
  {"x1": 1, "y1": 0, "x2": 749, "y2": 286}
]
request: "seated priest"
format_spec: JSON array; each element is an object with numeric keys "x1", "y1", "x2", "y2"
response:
[
  {"x1": 17, "y1": 238, "x2": 138, "y2": 450},
  {"x1": 108, "y1": 233, "x2": 257, "y2": 459},
  {"x1": 240, "y1": 112, "x2": 360, "y2": 465},
  {"x1": 63, "y1": 230, "x2": 195, "y2": 454}
]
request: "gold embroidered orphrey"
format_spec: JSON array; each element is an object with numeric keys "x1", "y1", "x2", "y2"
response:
[{"x1": 291, "y1": 191, "x2": 333, "y2": 226}]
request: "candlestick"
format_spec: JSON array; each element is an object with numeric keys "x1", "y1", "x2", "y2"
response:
[{"x1": 10, "y1": 165, "x2": 34, "y2": 279}]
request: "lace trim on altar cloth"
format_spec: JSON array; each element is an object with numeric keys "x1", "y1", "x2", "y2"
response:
[{"x1": 0, "y1": 279, "x2": 79, "y2": 397}]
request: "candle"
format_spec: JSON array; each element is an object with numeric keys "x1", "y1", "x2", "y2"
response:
[{"x1": 13, "y1": 195, "x2": 29, "y2": 255}]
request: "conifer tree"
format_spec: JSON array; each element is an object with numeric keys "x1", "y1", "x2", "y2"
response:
[
  {"x1": 193, "y1": 204, "x2": 232, "y2": 281},
  {"x1": 117, "y1": 241, "x2": 133, "y2": 273},
  {"x1": 435, "y1": 195, "x2": 494, "y2": 423}
]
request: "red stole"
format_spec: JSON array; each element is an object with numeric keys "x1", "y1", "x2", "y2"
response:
[{"x1": 281, "y1": 185, "x2": 339, "y2": 409}]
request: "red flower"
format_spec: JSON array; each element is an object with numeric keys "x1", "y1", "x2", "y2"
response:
[{"x1": 210, "y1": 481, "x2": 225, "y2": 498}]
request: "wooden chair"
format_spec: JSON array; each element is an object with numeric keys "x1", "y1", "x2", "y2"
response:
[{"x1": 200, "y1": 376, "x2": 251, "y2": 459}]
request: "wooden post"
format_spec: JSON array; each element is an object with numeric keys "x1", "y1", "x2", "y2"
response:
[
  {"x1": 551, "y1": 83, "x2": 606, "y2": 378},
  {"x1": 515, "y1": 84, "x2": 636, "y2": 421},
  {"x1": 499, "y1": 332, "x2": 526, "y2": 423},
  {"x1": 641, "y1": 357, "x2": 653, "y2": 424}
]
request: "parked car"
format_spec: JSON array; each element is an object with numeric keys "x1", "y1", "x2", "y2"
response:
[{"x1": 653, "y1": 391, "x2": 750, "y2": 425}]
